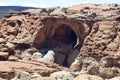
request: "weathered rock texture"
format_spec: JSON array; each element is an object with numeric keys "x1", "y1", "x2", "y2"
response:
[
  {"x1": 0, "y1": 59, "x2": 67, "y2": 79},
  {"x1": 74, "y1": 74, "x2": 104, "y2": 80},
  {"x1": 74, "y1": 21, "x2": 120, "y2": 78},
  {"x1": 0, "y1": 3, "x2": 120, "y2": 79},
  {"x1": 0, "y1": 13, "x2": 90, "y2": 47}
]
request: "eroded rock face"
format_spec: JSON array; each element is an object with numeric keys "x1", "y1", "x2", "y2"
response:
[
  {"x1": 30, "y1": 77, "x2": 56, "y2": 80},
  {"x1": 0, "y1": 12, "x2": 90, "y2": 47},
  {"x1": 50, "y1": 71, "x2": 74, "y2": 80},
  {"x1": 80, "y1": 21, "x2": 120, "y2": 57},
  {"x1": 71, "y1": 21, "x2": 120, "y2": 78},
  {"x1": 0, "y1": 3, "x2": 120, "y2": 79},
  {"x1": 74, "y1": 74, "x2": 104, "y2": 80},
  {"x1": 0, "y1": 59, "x2": 68, "y2": 79},
  {"x1": 0, "y1": 11, "x2": 91, "y2": 67}
]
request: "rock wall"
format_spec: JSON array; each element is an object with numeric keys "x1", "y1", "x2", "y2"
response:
[
  {"x1": 0, "y1": 3, "x2": 120, "y2": 79},
  {"x1": 33, "y1": 18, "x2": 91, "y2": 48},
  {"x1": 71, "y1": 21, "x2": 120, "y2": 78},
  {"x1": 0, "y1": 12, "x2": 91, "y2": 48},
  {"x1": 0, "y1": 12, "x2": 93, "y2": 67}
]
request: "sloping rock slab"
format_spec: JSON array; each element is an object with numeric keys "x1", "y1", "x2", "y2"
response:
[{"x1": 0, "y1": 60, "x2": 67, "y2": 79}]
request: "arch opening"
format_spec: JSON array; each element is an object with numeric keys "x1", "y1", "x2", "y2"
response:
[
  {"x1": 46, "y1": 24, "x2": 79, "y2": 67},
  {"x1": 36, "y1": 24, "x2": 79, "y2": 67},
  {"x1": 47, "y1": 24, "x2": 78, "y2": 48}
]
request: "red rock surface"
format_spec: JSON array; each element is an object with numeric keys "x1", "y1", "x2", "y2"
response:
[
  {"x1": 74, "y1": 74, "x2": 103, "y2": 80},
  {"x1": 0, "y1": 59, "x2": 67, "y2": 79},
  {"x1": 0, "y1": 3, "x2": 120, "y2": 79},
  {"x1": 31, "y1": 77, "x2": 56, "y2": 80},
  {"x1": 0, "y1": 52, "x2": 9, "y2": 60}
]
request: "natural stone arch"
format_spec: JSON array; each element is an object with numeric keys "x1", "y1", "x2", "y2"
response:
[
  {"x1": 47, "y1": 24, "x2": 78, "y2": 48},
  {"x1": 33, "y1": 18, "x2": 89, "y2": 49},
  {"x1": 46, "y1": 24, "x2": 80, "y2": 67},
  {"x1": 33, "y1": 18, "x2": 90, "y2": 67}
]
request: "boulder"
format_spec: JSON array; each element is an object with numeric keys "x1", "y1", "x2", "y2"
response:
[
  {"x1": 50, "y1": 8, "x2": 66, "y2": 17},
  {"x1": 70, "y1": 57, "x2": 83, "y2": 71},
  {"x1": 8, "y1": 55, "x2": 19, "y2": 61},
  {"x1": 42, "y1": 50, "x2": 55, "y2": 63},
  {"x1": 50, "y1": 71, "x2": 74, "y2": 80},
  {"x1": 74, "y1": 74, "x2": 103, "y2": 80},
  {"x1": 0, "y1": 46, "x2": 9, "y2": 52},
  {"x1": 99, "y1": 67, "x2": 119, "y2": 78},
  {"x1": 0, "y1": 38, "x2": 5, "y2": 43},
  {"x1": 0, "y1": 65, "x2": 15, "y2": 79},
  {"x1": 30, "y1": 77, "x2": 56, "y2": 80},
  {"x1": 6, "y1": 42, "x2": 16, "y2": 50},
  {"x1": 0, "y1": 59, "x2": 67, "y2": 77},
  {"x1": 21, "y1": 51, "x2": 32, "y2": 59},
  {"x1": 12, "y1": 72, "x2": 41, "y2": 80},
  {"x1": 108, "y1": 76, "x2": 120, "y2": 80},
  {"x1": 32, "y1": 52, "x2": 43, "y2": 59},
  {"x1": 0, "y1": 52, "x2": 9, "y2": 60}
]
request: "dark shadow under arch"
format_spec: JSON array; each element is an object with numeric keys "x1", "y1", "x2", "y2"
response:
[
  {"x1": 36, "y1": 24, "x2": 79, "y2": 67},
  {"x1": 47, "y1": 24, "x2": 77, "y2": 48}
]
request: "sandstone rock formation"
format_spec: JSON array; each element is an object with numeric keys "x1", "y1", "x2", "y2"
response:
[
  {"x1": 0, "y1": 59, "x2": 67, "y2": 79},
  {"x1": 50, "y1": 71, "x2": 74, "y2": 80},
  {"x1": 74, "y1": 74, "x2": 104, "y2": 80},
  {"x1": 0, "y1": 3, "x2": 120, "y2": 80},
  {"x1": 31, "y1": 77, "x2": 56, "y2": 80}
]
